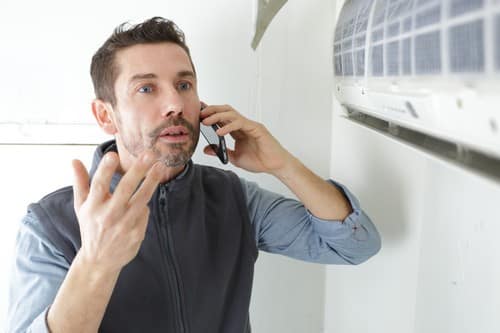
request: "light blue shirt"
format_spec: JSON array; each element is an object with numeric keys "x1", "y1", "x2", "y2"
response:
[{"x1": 7, "y1": 176, "x2": 381, "y2": 333}]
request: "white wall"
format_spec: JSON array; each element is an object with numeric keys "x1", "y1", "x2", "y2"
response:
[
  {"x1": 0, "y1": 0, "x2": 338, "y2": 332},
  {"x1": 248, "y1": 1, "x2": 336, "y2": 331},
  {"x1": 325, "y1": 111, "x2": 500, "y2": 333}
]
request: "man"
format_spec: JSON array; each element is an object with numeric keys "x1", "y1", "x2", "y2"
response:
[{"x1": 7, "y1": 17, "x2": 381, "y2": 333}]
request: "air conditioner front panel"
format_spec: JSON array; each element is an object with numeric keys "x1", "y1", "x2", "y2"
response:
[{"x1": 334, "y1": 0, "x2": 500, "y2": 159}]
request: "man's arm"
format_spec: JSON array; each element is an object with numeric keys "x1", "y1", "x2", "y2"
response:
[
  {"x1": 240, "y1": 177, "x2": 380, "y2": 264},
  {"x1": 201, "y1": 104, "x2": 379, "y2": 264},
  {"x1": 271, "y1": 156, "x2": 353, "y2": 220},
  {"x1": 7, "y1": 215, "x2": 67, "y2": 333}
]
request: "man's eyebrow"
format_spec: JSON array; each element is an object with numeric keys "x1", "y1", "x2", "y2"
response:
[
  {"x1": 128, "y1": 71, "x2": 196, "y2": 84},
  {"x1": 129, "y1": 73, "x2": 157, "y2": 83},
  {"x1": 177, "y1": 70, "x2": 196, "y2": 79}
]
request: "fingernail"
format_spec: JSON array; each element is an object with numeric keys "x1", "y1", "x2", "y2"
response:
[{"x1": 103, "y1": 154, "x2": 113, "y2": 164}]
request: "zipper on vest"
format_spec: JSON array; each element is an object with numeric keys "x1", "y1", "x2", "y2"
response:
[{"x1": 158, "y1": 184, "x2": 187, "y2": 333}]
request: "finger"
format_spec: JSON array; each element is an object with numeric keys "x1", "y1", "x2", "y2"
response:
[
  {"x1": 88, "y1": 152, "x2": 120, "y2": 202},
  {"x1": 72, "y1": 159, "x2": 90, "y2": 211},
  {"x1": 199, "y1": 105, "x2": 215, "y2": 119},
  {"x1": 202, "y1": 110, "x2": 239, "y2": 127},
  {"x1": 137, "y1": 206, "x2": 150, "y2": 235},
  {"x1": 200, "y1": 104, "x2": 233, "y2": 120},
  {"x1": 225, "y1": 148, "x2": 237, "y2": 164},
  {"x1": 128, "y1": 162, "x2": 163, "y2": 208},
  {"x1": 110, "y1": 151, "x2": 156, "y2": 208},
  {"x1": 216, "y1": 119, "x2": 245, "y2": 137},
  {"x1": 128, "y1": 205, "x2": 150, "y2": 243}
]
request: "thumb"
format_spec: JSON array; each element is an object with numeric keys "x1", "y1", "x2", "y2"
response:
[{"x1": 72, "y1": 159, "x2": 90, "y2": 211}]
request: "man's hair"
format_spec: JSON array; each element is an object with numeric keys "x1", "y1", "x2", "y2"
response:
[{"x1": 90, "y1": 16, "x2": 195, "y2": 106}]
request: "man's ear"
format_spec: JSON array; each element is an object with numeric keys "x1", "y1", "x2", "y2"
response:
[{"x1": 92, "y1": 99, "x2": 117, "y2": 135}]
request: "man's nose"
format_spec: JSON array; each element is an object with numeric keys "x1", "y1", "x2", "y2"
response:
[{"x1": 161, "y1": 90, "x2": 184, "y2": 117}]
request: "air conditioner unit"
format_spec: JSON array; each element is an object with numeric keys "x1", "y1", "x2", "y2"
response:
[{"x1": 334, "y1": 0, "x2": 500, "y2": 159}]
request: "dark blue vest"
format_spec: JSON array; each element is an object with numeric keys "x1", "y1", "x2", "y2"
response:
[{"x1": 29, "y1": 144, "x2": 257, "y2": 333}]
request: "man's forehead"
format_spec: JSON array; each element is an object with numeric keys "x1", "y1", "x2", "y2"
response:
[{"x1": 115, "y1": 42, "x2": 194, "y2": 79}]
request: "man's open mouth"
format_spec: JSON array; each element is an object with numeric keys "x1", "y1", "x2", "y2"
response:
[{"x1": 160, "y1": 126, "x2": 189, "y2": 137}]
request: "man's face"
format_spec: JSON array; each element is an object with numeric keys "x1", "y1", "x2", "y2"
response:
[{"x1": 111, "y1": 42, "x2": 200, "y2": 167}]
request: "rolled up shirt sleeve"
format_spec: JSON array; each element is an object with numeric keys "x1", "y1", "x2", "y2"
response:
[
  {"x1": 240, "y1": 178, "x2": 381, "y2": 265},
  {"x1": 7, "y1": 213, "x2": 68, "y2": 333}
]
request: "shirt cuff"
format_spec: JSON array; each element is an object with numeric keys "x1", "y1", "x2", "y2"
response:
[
  {"x1": 309, "y1": 180, "x2": 368, "y2": 241},
  {"x1": 28, "y1": 306, "x2": 51, "y2": 333}
]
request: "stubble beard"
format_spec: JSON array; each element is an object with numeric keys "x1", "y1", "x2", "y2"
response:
[{"x1": 120, "y1": 116, "x2": 200, "y2": 168}]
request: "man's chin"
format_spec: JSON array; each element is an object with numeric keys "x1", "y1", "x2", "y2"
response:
[
  {"x1": 151, "y1": 135, "x2": 198, "y2": 165},
  {"x1": 153, "y1": 147, "x2": 193, "y2": 167},
  {"x1": 158, "y1": 155, "x2": 191, "y2": 168}
]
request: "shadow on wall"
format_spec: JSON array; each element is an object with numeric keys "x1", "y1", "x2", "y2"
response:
[{"x1": 351, "y1": 132, "x2": 428, "y2": 245}]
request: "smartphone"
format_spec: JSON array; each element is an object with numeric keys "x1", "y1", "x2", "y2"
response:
[{"x1": 200, "y1": 121, "x2": 229, "y2": 164}]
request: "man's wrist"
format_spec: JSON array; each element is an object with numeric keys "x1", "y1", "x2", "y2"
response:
[
  {"x1": 47, "y1": 251, "x2": 121, "y2": 333},
  {"x1": 73, "y1": 250, "x2": 122, "y2": 283},
  {"x1": 271, "y1": 154, "x2": 303, "y2": 183}
]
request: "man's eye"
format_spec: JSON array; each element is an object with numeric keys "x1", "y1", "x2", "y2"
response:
[
  {"x1": 178, "y1": 82, "x2": 191, "y2": 91},
  {"x1": 138, "y1": 85, "x2": 153, "y2": 93}
]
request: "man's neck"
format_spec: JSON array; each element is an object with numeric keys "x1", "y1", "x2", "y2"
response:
[{"x1": 156, "y1": 163, "x2": 187, "y2": 184}]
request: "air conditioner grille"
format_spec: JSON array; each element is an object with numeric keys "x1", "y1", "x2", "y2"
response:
[{"x1": 334, "y1": 0, "x2": 500, "y2": 77}]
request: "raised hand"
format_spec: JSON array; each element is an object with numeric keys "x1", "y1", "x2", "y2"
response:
[{"x1": 72, "y1": 151, "x2": 162, "y2": 274}]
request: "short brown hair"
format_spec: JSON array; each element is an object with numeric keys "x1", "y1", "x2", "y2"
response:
[{"x1": 90, "y1": 17, "x2": 195, "y2": 106}]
